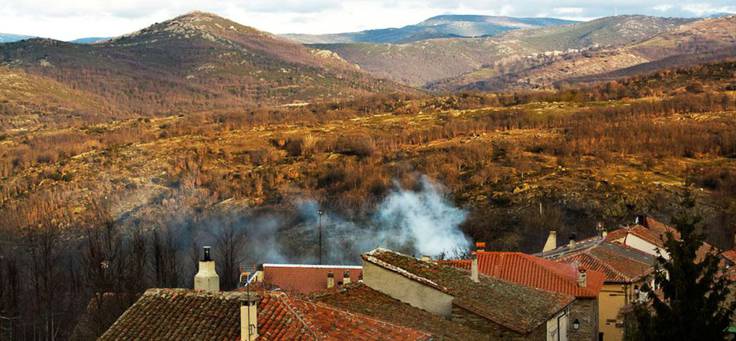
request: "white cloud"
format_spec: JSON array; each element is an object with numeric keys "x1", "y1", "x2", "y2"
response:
[
  {"x1": 681, "y1": 3, "x2": 736, "y2": 16},
  {"x1": 0, "y1": 1, "x2": 734, "y2": 41},
  {"x1": 554, "y1": 7, "x2": 584, "y2": 15}
]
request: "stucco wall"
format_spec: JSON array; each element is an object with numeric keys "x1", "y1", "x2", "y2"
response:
[
  {"x1": 598, "y1": 282, "x2": 644, "y2": 341},
  {"x1": 623, "y1": 235, "x2": 667, "y2": 259},
  {"x1": 362, "y1": 261, "x2": 455, "y2": 317}
]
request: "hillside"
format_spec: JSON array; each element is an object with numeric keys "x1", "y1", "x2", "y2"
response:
[
  {"x1": 0, "y1": 12, "x2": 409, "y2": 115},
  {"x1": 449, "y1": 15, "x2": 736, "y2": 91},
  {"x1": 316, "y1": 16, "x2": 689, "y2": 87},
  {"x1": 284, "y1": 15, "x2": 575, "y2": 44}
]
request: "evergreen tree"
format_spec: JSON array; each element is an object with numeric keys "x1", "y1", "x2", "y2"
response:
[{"x1": 627, "y1": 195, "x2": 735, "y2": 340}]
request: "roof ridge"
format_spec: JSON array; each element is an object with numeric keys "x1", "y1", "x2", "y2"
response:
[
  {"x1": 278, "y1": 294, "x2": 321, "y2": 340},
  {"x1": 580, "y1": 250, "x2": 632, "y2": 281}
]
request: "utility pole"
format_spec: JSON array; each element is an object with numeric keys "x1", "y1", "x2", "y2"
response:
[{"x1": 318, "y1": 209, "x2": 324, "y2": 265}]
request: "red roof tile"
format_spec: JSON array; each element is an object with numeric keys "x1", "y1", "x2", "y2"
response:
[
  {"x1": 721, "y1": 250, "x2": 736, "y2": 264},
  {"x1": 440, "y1": 252, "x2": 605, "y2": 298},
  {"x1": 100, "y1": 288, "x2": 431, "y2": 340},
  {"x1": 262, "y1": 264, "x2": 362, "y2": 294},
  {"x1": 606, "y1": 217, "x2": 716, "y2": 261},
  {"x1": 556, "y1": 242, "x2": 655, "y2": 283}
]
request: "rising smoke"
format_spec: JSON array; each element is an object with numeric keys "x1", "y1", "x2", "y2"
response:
[
  {"x1": 142, "y1": 175, "x2": 471, "y2": 277},
  {"x1": 292, "y1": 176, "x2": 471, "y2": 263}
]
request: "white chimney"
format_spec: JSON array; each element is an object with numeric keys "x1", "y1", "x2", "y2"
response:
[
  {"x1": 194, "y1": 246, "x2": 219, "y2": 292},
  {"x1": 327, "y1": 272, "x2": 335, "y2": 289},
  {"x1": 543, "y1": 231, "x2": 557, "y2": 252},
  {"x1": 240, "y1": 294, "x2": 259, "y2": 341},
  {"x1": 471, "y1": 253, "x2": 479, "y2": 283},
  {"x1": 568, "y1": 234, "x2": 577, "y2": 249},
  {"x1": 578, "y1": 269, "x2": 587, "y2": 288},
  {"x1": 342, "y1": 271, "x2": 351, "y2": 285}
]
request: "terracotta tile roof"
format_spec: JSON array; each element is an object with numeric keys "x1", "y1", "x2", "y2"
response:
[
  {"x1": 605, "y1": 225, "x2": 664, "y2": 248},
  {"x1": 721, "y1": 250, "x2": 736, "y2": 265},
  {"x1": 606, "y1": 217, "x2": 716, "y2": 261},
  {"x1": 363, "y1": 248, "x2": 574, "y2": 334},
  {"x1": 262, "y1": 264, "x2": 362, "y2": 294},
  {"x1": 554, "y1": 242, "x2": 655, "y2": 283},
  {"x1": 312, "y1": 283, "x2": 488, "y2": 340},
  {"x1": 440, "y1": 252, "x2": 605, "y2": 298},
  {"x1": 100, "y1": 288, "x2": 431, "y2": 340}
]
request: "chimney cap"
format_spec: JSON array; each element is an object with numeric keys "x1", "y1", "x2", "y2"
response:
[
  {"x1": 343, "y1": 270, "x2": 350, "y2": 277},
  {"x1": 327, "y1": 272, "x2": 334, "y2": 278},
  {"x1": 202, "y1": 246, "x2": 212, "y2": 262}
]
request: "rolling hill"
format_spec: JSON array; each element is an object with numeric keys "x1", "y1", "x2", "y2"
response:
[
  {"x1": 284, "y1": 15, "x2": 575, "y2": 44},
  {"x1": 0, "y1": 12, "x2": 409, "y2": 116},
  {"x1": 314, "y1": 15, "x2": 691, "y2": 87},
  {"x1": 448, "y1": 15, "x2": 736, "y2": 91}
]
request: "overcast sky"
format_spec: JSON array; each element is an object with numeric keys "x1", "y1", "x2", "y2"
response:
[{"x1": 1, "y1": 0, "x2": 735, "y2": 41}]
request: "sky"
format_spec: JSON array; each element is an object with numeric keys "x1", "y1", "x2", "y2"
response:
[{"x1": 1, "y1": 0, "x2": 735, "y2": 41}]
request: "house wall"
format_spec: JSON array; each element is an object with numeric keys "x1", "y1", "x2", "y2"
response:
[
  {"x1": 546, "y1": 308, "x2": 569, "y2": 341},
  {"x1": 451, "y1": 304, "x2": 546, "y2": 340},
  {"x1": 362, "y1": 261, "x2": 455, "y2": 317},
  {"x1": 568, "y1": 298, "x2": 598, "y2": 341},
  {"x1": 598, "y1": 281, "x2": 644, "y2": 341},
  {"x1": 623, "y1": 235, "x2": 667, "y2": 259}
]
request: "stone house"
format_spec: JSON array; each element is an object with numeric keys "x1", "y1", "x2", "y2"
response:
[{"x1": 362, "y1": 248, "x2": 576, "y2": 340}]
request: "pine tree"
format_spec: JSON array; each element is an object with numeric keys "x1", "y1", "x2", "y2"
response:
[{"x1": 628, "y1": 194, "x2": 735, "y2": 340}]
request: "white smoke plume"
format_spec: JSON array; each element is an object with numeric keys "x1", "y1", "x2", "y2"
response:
[
  {"x1": 372, "y1": 177, "x2": 470, "y2": 257},
  {"x1": 294, "y1": 176, "x2": 471, "y2": 263}
]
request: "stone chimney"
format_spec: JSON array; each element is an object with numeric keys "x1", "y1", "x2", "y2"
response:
[
  {"x1": 543, "y1": 231, "x2": 557, "y2": 252},
  {"x1": 327, "y1": 272, "x2": 335, "y2": 289},
  {"x1": 240, "y1": 293, "x2": 259, "y2": 341},
  {"x1": 342, "y1": 271, "x2": 351, "y2": 285},
  {"x1": 194, "y1": 246, "x2": 219, "y2": 292},
  {"x1": 471, "y1": 253, "x2": 479, "y2": 283},
  {"x1": 577, "y1": 269, "x2": 587, "y2": 288},
  {"x1": 568, "y1": 233, "x2": 577, "y2": 249}
]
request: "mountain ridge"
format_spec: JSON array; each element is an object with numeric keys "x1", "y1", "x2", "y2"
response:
[
  {"x1": 0, "y1": 11, "x2": 410, "y2": 116},
  {"x1": 283, "y1": 14, "x2": 576, "y2": 44}
]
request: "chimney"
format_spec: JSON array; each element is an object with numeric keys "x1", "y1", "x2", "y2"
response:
[
  {"x1": 568, "y1": 233, "x2": 577, "y2": 249},
  {"x1": 577, "y1": 269, "x2": 587, "y2": 288},
  {"x1": 471, "y1": 253, "x2": 479, "y2": 283},
  {"x1": 327, "y1": 272, "x2": 335, "y2": 289},
  {"x1": 240, "y1": 293, "x2": 259, "y2": 341},
  {"x1": 636, "y1": 214, "x2": 648, "y2": 227},
  {"x1": 420, "y1": 255, "x2": 431, "y2": 262},
  {"x1": 543, "y1": 231, "x2": 557, "y2": 252},
  {"x1": 194, "y1": 246, "x2": 219, "y2": 292},
  {"x1": 342, "y1": 271, "x2": 351, "y2": 285},
  {"x1": 475, "y1": 242, "x2": 486, "y2": 253}
]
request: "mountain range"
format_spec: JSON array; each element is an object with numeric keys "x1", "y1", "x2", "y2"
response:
[
  {"x1": 313, "y1": 15, "x2": 699, "y2": 87},
  {"x1": 1, "y1": 11, "x2": 736, "y2": 117},
  {"x1": 284, "y1": 15, "x2": 576, "y2": 44}
]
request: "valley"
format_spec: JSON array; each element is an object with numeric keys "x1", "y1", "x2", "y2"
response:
[{"x1": 1, "y1": 9, "x2": 735, "y2": 341}]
